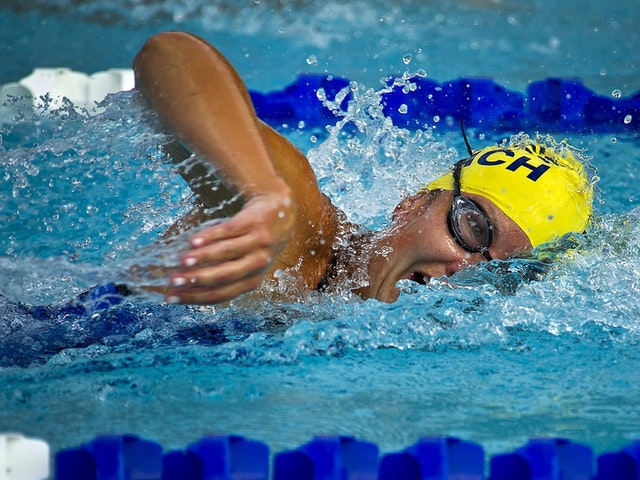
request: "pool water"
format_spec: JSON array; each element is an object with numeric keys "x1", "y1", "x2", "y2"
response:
[{"x1": 2, "y1": 0, "x2": 640, "y2": 462}]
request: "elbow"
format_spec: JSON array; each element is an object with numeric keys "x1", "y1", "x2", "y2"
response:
[
  {"x1": 132, "y1": 31, "x2": 194, "y2": 88},
  {"x1": 133, "y1": 33, "x2": 166, "y2": 89}
]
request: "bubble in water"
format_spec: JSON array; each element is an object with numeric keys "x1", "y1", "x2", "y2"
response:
[
  {"x1": 611, "y1": 137, "x2": 617, "y2": 144},
  {"x1": 624, "y1": 115, "x2": 633, "y2": 124},
  {"x1": 402, "y1": 54, "x2": 412, "y2": 65},
  {"x1": 306, "y1": 55, "x2": 318, "y2": 66},
  {"x1": 612, "y1": 89, "x2": 622, "y2": 98},
  {"x1": 600, "y1": 69, "x2": 607, "y2": 76},
  {"x1": 398, "y1": 104, "x2": 408, "y2": 114}
]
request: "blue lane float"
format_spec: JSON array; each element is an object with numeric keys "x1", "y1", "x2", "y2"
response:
[
  {"x1": 44, "y1": 434, "x2": 640, "y2": 479},
  {"x1": 274, "y1": 436, "x2": 379, "y2": 480},
  {"x1": 379, "y1": 437, "x2": 484, "y2": 480},
  {"x1": 55, "y1": 435, "x2": 163, "y2": 480},
  {"x1": 3, "y1": 68, "x2": 637, "y2": 132},
  {"x1": 490, "y1": 438, "x2": 594, "y2": 480},
  {"x1": 249, "y1": 74, "x2": 640, "y2": 133}
]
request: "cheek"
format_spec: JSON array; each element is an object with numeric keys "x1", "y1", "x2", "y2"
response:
[
  {"x1": 411, "y1": 212, "x2": 451, "y2": 255},
  {"x1": 390, "y1": 192, "x2": 455, "y2": 255}
]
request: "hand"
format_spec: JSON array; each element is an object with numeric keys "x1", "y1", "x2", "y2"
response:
[{"x1": 164, "y1": 189, "x2": 295, "y2": 304}]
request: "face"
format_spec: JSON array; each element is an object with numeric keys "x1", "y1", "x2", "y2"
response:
[{"x1": 363, "y1": 189, "x2": 532, "y2": 303}]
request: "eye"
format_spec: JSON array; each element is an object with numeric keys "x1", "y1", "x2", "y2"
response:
[
  {"x1": 468, "y1": 214, "x2": 489, "y2": 239},
  {"x1": 458, "y1": 212, "x2": 490, "y2": 248}
]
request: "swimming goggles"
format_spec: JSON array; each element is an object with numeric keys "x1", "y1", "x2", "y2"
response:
[{"x1": 447, "y1": 159, "x2": 494, "y2": 261}]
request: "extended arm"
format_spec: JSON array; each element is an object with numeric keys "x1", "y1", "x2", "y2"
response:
[{"x1": 133, "y1": 32, "x2": 338, "y2": 304}]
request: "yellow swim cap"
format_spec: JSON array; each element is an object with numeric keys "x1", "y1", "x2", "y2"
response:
[{"x1": 424, "y1": 143, "x2": 593, "y2": 248}]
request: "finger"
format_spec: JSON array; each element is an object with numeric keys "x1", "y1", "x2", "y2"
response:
[
  {"x1": 181, "y1": 231, "x2": 273, "y2": 268},
  {"x1": 165, "y1": 274, "x2": 264, "y2": 305},
  {"x1": 190, "y1": 208, "x2": 270, "y2": 248},
  {"x1": 190, "y1": 218, "x2": 249, "y2": 248},
  {"x1": 171, "y1": 249, "x2": 272, "y2": 288}
]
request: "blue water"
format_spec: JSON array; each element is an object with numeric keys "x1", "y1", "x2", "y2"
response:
[{"x1": 2, "y1": 0, "x2": 640, "y2": 462}]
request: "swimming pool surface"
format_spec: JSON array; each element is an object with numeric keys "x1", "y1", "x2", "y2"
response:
[{"x1": 1, "y1": 0, "x2": 640, "y2": 470}]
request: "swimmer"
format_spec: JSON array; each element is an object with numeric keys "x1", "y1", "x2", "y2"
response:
[{"x1": 132, "y1": 31, "x2": 593, "y2": 305}]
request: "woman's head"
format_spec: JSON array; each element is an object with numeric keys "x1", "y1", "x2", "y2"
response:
[{"x1": 364, "y1": 140, "x2": 594, "y2": 303}]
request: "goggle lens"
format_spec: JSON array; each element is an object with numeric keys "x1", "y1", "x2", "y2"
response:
[{"x1": 448, "y1": 196, "x2": 493, "y2": 260}]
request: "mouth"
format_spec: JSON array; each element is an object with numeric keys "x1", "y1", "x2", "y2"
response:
[{"x1": 407, "y1": 271, "x2": 429, "y2": 285}]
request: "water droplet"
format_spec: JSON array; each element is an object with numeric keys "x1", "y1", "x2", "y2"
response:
[
  {"x1": 624, "y1": 115, "x2": 633, "y2": 124},
  {"x1": 612, "y1": 89, "x2": 622, "y2": 98},
  {"x1": 402, "y1": 54, "x2": 412, "y2": 65}
]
